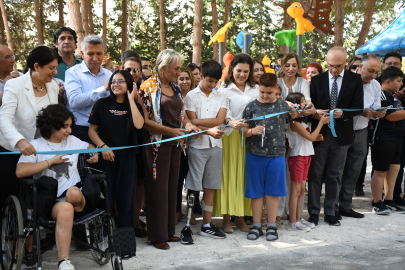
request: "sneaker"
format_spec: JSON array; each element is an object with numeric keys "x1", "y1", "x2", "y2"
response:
[
  {"x1": 372, "y1": 200, "x2": 391, "y2": 215},
  {"x1": 58, "y1": 259, "x2": 75, "y2": 270},
  {"x1": 180, "y1": 226, "x2": 194, "y2": 245},
  {"x1": 200, "y1": 223, "x2": 226, "y2": 239},
  {"x1": 384, "y1": 200, "x2": 405, "y2": 214},
  {"x1": 299, "y1": 218, "x2": 315, "y2": 229},
  {"x1": 288, "y1": 221, "x2": 310, "y2": 232}
]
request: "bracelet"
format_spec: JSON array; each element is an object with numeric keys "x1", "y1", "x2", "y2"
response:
[
  {"x1": 99, "y1": 143, "x2": 106, "y2": 148},
  {"x1": 45, "y1": 160, "x2": 50, "y2": 168}
]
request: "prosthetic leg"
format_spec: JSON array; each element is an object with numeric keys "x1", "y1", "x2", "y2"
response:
[{"x1": 180, "y1": 193, "x2": 195, "y2": 244}]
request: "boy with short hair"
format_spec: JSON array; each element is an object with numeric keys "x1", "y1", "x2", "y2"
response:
[
  {"x1": 183, "y1": 59, "x2": 227, "y2": 242},
  {"x1": 241, "y1": 73, "x2": 298, "y2": 241},
  {"x1": 369, "y1": 66, "x2": 405, "y2": 214}
]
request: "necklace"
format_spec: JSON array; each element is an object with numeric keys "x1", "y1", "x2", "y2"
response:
[
  {"x1": 46, "y1": 139, "x2": 65, "y2": 151},
  {"x1": 32, "y1": 83, "x2": 45, "y2": 92}
]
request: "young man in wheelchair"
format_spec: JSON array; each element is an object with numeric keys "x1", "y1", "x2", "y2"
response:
[{"x1": 16, "y1": 104, "x2": 98, "y2": 270}]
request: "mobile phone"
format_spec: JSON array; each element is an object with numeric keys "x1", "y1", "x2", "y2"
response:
[{"x1": 304, "y1": 102, "x2": 312, "y2": 110}]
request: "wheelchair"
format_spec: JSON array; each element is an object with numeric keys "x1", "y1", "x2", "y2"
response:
[{"x1": 0, "y1": 172, "x2": 135, "y2": 270}]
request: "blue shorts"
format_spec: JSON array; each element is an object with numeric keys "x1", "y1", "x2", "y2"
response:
[{"x1": 245, "y1": 152, "x2": 286, "y2": 198}]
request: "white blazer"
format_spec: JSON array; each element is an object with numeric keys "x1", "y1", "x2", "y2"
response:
[{"x1": 0, "y1": 72, "x2": 58, "y2": 151}]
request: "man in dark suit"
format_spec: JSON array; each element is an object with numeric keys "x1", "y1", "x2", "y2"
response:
[{"x1": 307, "y1": 47, "x2": 364, "y2": 226}]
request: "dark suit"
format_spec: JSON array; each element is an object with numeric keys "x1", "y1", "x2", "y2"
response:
[{"x1": 308, "y1": 70, "x2": 363, "y2": 216}]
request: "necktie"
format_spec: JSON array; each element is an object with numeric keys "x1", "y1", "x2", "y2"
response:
[{"x1": 328, "y1": 76, "x2": 339, "y2": 129}]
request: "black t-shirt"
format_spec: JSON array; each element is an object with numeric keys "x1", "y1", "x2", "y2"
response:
[
  {"x1": 369, "y1": 90, "x2": 405, "y2": 144},
  {"x1": 88, "y1": 97, "x2": 145, "y2": 156},
  {"x1": 375, "y1": 76, "x2": 405, "y2": 91}
]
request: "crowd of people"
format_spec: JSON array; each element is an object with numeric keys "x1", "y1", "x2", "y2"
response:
[{"x1": 0, "y1": 26, "x2": 404, "y2": 270}]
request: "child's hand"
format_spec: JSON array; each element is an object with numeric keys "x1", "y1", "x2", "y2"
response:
[
  {"x1": 286, "y1": 101, "x2": 294, "y2": 109},
  {"x1": 102, "y1": 147, "x2": 115, "y2": 162},
  {"x1": 207, "y1": 127, "x2": 224, "y2": 139},
  {"x1": 315, "y1": 134, "x2": 324, "y2": 141},
  {"x1": 252, "y1": 125, "x2": 265, "y2": 135},
  {"x1": 229, "y1": 119, "x2": 244, "y2": 130},
  {"x1": 86, "y1": 153, "x2": 99, "y2": 164},
  {"x1": 319, "y1": 114, "x2": 330, "y2": 125},
  {"x1": 49, "y1": 154, "x2": 70, "y2": 165}
]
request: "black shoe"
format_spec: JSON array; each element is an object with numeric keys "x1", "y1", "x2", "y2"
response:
[
  {"x1": 193, "y1": 203, "x2": 203, "y2": 215},
  {"x1": 307, "y1": 214, "x2": 319, "y2": 226},
  {"x1": 180, "y1": 226, "x2": 194, "y2": 245},
  {"x1": 384, "y1": 200, "x2": 405, "y2": 213},
  {"x1": 200, "y1": 223, "x2": 226, "y2": 239},
  {"x1": 334, "y1": 210, "x2": 342, "y2": 220},
  {"x1": 372, "y1": 200, "x2": 390, "y2": 215},
  {"x1": 355, "y1": 188, "x2": 365, "y2": 196},
  {"x1": 324, "y1": 215, "x2": 341, "y2": 226},
  {"x1": 394, "y1": 196, "x2": 405, "y2": 206},
  {"x1": 339, "y1": 209, "x2": 365, "y2": 218}
]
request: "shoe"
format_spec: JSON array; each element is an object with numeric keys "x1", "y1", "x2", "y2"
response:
[
  {"x1": 152, "y1": 241, "x2": 170, "y2": 250},
  {"x1": 384, "y1": 200, "x2": 405, "y2": 214},
  {"x1": 167, "y1": 235, "x2": 180, "y2": 242},
  {"x1": 393, "y1": 197, "x2": 405, "y2": 207},
  {"x1": 307, "y1": 214, "x2": 319, "y2": 226},
  {"x1": 234, "y1": 218, "x2": 250, "y2": 232},
  {"x1": 140, "y1": 206, "x2": 146, "y2": 216},
  {"x1": 193, "y1": 203, "x2": 203, "y2": 215},
  {"x1": 299, "y1": 218, "x2": 315, "y2": 229},
  {"x1": 334, "y1": 210, "x2": 342, "y2": 220},
  {"x1": 139, "y1": 219, "x2": 146, "y2": 228},
  {"x1": 200, "y1": 223, "x2": 226, "y2": 239},
  {"x1": 180, "y1": 226, "x2": 194, "y2": 245},
  {"x1": 339, "y1": 209, "x2": 365, "y2": 218},
  {"x1": 372, "y1": 200, "x2": 390, "y2": 215},
  {"x1": 289, "y1": 221, "x2": 310, "y2": 232},
  {"x1": 58, "y1": 259, "x2": 75, "y2": 270},
  {"x1": 355, "y1": 188, "x2": 365, "y2": 196},
  {"x1": 134, "y1": 223, "x2": 148, "y2": 238},
  {"x1": 324, "y1": 215, "x2": 341, "y2": 226}
]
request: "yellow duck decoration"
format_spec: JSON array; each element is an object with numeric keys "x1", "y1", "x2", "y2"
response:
[
  {"x1": 287, "y1": 2, "x2": 314, "y2": 35},
  {"x1": 261, "y1": 56, "x2": 275, "y2": 74}
]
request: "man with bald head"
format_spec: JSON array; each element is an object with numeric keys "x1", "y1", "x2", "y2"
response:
[
  {"x1": 337, "y1": 55, "x2": 387, "y2": 219},
  {"x1": 0, "y1": 45, "x2": 20, "y2": 105},
  {"x1": 307, "y1": 47, "x2": 364, "y2": 226}
]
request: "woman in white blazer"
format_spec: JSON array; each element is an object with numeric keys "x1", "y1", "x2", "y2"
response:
[{"x1": 0, "y1": 45, "x2": 60, "y2": 209}]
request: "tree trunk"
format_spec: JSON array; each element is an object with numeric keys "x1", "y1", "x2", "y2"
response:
[
  {"x1": 0, "y1": 0, "x2": 13, "y2": 51},
  {"x1": 159, "y1": 0, "x2": 165, "y2": 51},
  {"x1": 81, "y1": 0, "x2": 90, "y2": 36},
  {"x1": 192, "y1": 0, "x2": 203, "y2": 64},
  {"x1": 354, "y1": 0, "x2": 376, "y2": 52},
  {"x1": 0, "y1": 8, "x2": 5, "y2": 45},
  {"x1": 34, "y1": 0, "x2": 44, "y2": 45},
  {"x1": 211, "y1": 0, "x2": 218, "y2": 61},
  {"x1": 102, "y1": 0, "x2": 107, "y2": 54},
  {"x1": 67, "y1": 0, "x2": 84, "y2": 56},
  {"x1": 122, "y1": 0, "x2": 128, "y2": 52},
  {"x1": 223, "y1": 0, "x2": 230, "y2": 51},
  {"x1": 88, "y1": 0, "x2": 94, "y2": 34},
  {"x1": 59, "y1": 0, "x2": 64, "y2": 27},
  {"x1": 334, "y1": 0, "x2": 345, "y2": 47}
]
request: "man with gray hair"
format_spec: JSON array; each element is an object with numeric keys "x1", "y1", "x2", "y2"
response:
[
  {"x1": 65, "y1": 34, "x2": 112, "y2": 142},
  {"x1": 337, "y1": 54, "x2": 386, "y2": 219}
]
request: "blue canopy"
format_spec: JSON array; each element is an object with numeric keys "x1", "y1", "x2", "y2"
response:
[{"x1": 355, "y1": 9, "x2": 405, "y2": 57}]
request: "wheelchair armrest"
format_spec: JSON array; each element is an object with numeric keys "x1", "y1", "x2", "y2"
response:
[
  {"x1": 85, "y1": 174, "x2": 107, "y2": 182},
  {"x1": 18, "y1": 178, "x2": 36, "y2": 185}
]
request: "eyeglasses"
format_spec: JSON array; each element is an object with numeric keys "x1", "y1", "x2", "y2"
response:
[
  {"x1": 327, "y1": 63, "x2": 345, "y2": 70},
  {"x1": 125, "y1": 67, "x2": 140, "y2": 74},
  {"x1": 350, "y1": 65, "x2": 359, "y2": 70},
  {"x1": 111, "y1": 80, "x2": 126, "y2": 85},
  {"x1": 384, "y1": 62, "x2": 401, "y2": 67},
  {"x1": 3, "y1": 54, "x2": 15, "y2": 60}
]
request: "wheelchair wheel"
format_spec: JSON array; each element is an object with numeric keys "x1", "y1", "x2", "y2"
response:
[
  {"x1": 1, "y1": 196, "x2": 24, "y2": 270},
  {"x1": 87, "y1": 215, "x2": 111, "y2": 265},
  {"x1": 112, "y1": 255, "x2": 123, "y2": 270}
]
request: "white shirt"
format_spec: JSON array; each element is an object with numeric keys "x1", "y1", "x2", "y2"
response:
[
  {"x1": 328, "y1": 69, "x2": 345, "y2": 96},
  {"x1": 353, "y1": 79, "x2": 381, "y2": 130},
  {"x1": 218, "y1": 82, "x2": 259, "y2": 121},
  {"x1": 286, "y1": 122, "x2": 314, "y2": 156},
  {"x1": 278, "y1": 77, "x2": 311, "y2": 101},
  {"x1": 18, "y1": 136, "x2": 89, "y2": 197},
  {"x1": 185, "y1": 85, "x2": 227, "y2": 149}
]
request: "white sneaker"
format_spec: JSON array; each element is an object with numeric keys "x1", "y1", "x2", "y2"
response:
[
  {"x1": 58, "y1": 259, "x2": 75, "y2": 270},
  {"x1": 289, "y1": 221, "x2": 310, "y2": 232},
  {"x1": 300, "y1": 218, "x2": 315, "y2": 229}
]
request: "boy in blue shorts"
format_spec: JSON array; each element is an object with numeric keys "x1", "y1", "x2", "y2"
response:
[
  {"x1": 183, "y1": 59, "x2": 227, "y2": 243},
  {"x1": 241, "y1": 73, "x2": 298, "y2": 241}
]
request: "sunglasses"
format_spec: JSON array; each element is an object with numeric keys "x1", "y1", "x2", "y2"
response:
[
  {"x1": 350, "y1": 65, "x2": 359, "y2": 70},
  {"x1": 125, "y1": 67, "x2": 140, "y2": 74}
]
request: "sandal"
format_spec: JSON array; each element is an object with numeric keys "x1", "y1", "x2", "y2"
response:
[
  {"x1": 244, "y1": 216, "x2": 253, "y2": 225},
  {"x1": 266, "y1": 226, "x2": 278, "y2": 241},
  {"x1": 247, "y1": 226, "x2": 263, "y2": 240},
  {"x1": 135, "y1": 223, "x2": 148, "y2": 238}
]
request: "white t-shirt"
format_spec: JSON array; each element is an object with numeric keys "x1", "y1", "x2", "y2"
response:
[{"x1": 18, "y1": 135, "x2": 89, "y2": 197}]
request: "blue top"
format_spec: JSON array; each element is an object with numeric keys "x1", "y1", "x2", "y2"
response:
[
  {"x1": 54, "y1": 55, "x2": 82, "y2": 81},
  {"x1": 65, "y1": 61, "x2": 112, "y2": 126},
  {"x1": 355, "y1": 9, "x2": 405, "y2": 57}
]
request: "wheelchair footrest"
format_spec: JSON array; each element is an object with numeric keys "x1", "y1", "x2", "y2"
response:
[{"x1": 113, "y1": 226, "x2": 136, "y2": 258}]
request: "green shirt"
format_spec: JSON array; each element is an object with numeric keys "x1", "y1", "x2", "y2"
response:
[{"x1": 55, "y1": 55, "x2": 82, "y2": 81}]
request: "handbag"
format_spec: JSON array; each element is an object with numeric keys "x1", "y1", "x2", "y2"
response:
[{"x1": 81, "y1": 174, "x2": 102, "y2": 212}]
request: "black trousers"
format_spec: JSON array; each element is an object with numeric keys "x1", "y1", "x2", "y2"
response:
[
  {"x1": 394, "y1": 135, "x2": 405, "y2": 199},
  {"x1": 0, "y1": 146, "x2": 20, "y2": 211},
  {"x1": 176, "y1": 150, "x2": 189, "y2": 213}
]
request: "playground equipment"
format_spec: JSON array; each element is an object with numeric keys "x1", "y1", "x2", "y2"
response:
[
  {"x1": 208, "y1": 22, "x2": 233, "y2": 65},
  {"x1": 236, "y1": 31, "x2": 252, "y2": 54}
]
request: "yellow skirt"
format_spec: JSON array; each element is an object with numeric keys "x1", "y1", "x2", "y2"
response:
[{"x1": 213, "y1": 130, "x2": 252, "y2": 216}]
